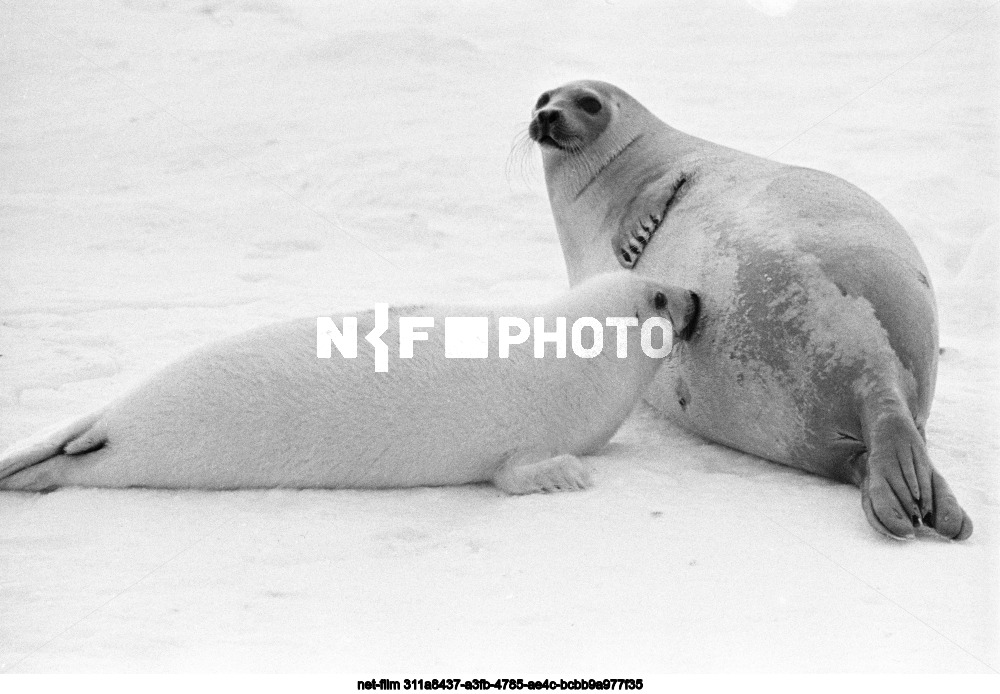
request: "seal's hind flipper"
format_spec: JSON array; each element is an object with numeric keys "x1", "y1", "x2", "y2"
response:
[
  {"x1": 858, "y1": 412, "x2": 972, "y2": 541},
  {"x1": 0, "y1": 409, "x2": 106, "y2": 481}
]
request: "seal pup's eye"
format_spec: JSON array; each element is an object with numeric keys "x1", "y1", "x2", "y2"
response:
[
  {"x1": 535, "y1": 92, "x2": 551, "y2": 110},
  {"x1": 577, "y1": 96, "x2": 602, "y2": 115},
  {"x1": 654, "y1": 292, "x2": 667, "y2": 310}
]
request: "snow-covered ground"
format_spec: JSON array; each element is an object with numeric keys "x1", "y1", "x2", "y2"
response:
[{"x1": 1, "y1": 0, "x2": 997, "y2": 673}]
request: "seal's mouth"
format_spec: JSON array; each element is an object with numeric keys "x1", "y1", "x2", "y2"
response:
[
  {"x1": 535, "y1": 134, "x2": 565, "y2": 150},
  {"x1": 529, "y1": 121, "x2": 565, "y2": 150},
  {"x1": 676, "y1": 291, "x2": 700, "y2": 342},
  {"x1": 528, "y1": 110, "x2": 572, "y2": 151}
]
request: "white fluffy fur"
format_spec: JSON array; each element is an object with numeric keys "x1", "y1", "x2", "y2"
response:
[{"x1": 0, "y1": 272, "x2": 693, "y2": 493}]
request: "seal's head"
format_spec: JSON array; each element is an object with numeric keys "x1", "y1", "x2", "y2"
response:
[
  {"x1": 529, "y1": 82, "x2": 613, "y2": 153},
  {"x1": 528, "y1": 81, "x2": 679, "y2": 282},
  {"x1": 567, "y1": 271, "x2": 700, "y2": 344},
  {"x1": 528, "y1": 81, "x2": 654, "y2": 193}
]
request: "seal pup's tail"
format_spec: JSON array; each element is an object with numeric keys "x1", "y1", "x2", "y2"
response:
[
  {"x1": 857, "y1": 405, "x2": 972, "y2": 541},
  {"x1": 0, "y1": 409, "x2": 107, "y2": 484}
]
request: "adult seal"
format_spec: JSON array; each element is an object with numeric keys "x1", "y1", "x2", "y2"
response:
[
  {"x1": 529, "y1": 79, "x2": 971, "y2": 540},
  {"x1": 0, "y1": 272, "x2": 698, "y2": 494}
]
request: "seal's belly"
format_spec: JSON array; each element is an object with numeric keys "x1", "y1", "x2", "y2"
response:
[{"x1": 642, "y1": 215, "x2": 935, "y2": 481}]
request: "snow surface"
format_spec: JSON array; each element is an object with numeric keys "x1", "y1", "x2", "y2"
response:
[{"x1": 1, "y1": 0, "x2": 997, "y2": 674}]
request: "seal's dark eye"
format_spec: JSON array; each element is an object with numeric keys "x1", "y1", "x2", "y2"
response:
[
  {"x1": 654, "y1": 292, "x2": 667, "y2": 310},
  {"x1": 577, "y1": 96, "x2": 602, "y2": 115},
  {"x1": 535, "y1": 92, "x2": 550, "y2": 110}
]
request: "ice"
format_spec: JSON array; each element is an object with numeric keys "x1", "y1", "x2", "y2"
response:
[{"x1": 0, "y1": 0, "x2": 996, "y2": 673}]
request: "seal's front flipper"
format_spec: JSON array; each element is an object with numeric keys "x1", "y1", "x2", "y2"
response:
[
  {"x1": 858, "y1": 413, "x2": 972, "y2": 541},
  {"x1": 0, "y1": 410, "x2": 106, "y2": 483},
  {"x1": 612, "y1": 173, "x2": 690, "y2": 270},
  {"x1": 492, "y1": 453, "x2": 592, "y2": 494},
  {"x1": 614, "y1": 217, "x2": 656, "y2": 269}
]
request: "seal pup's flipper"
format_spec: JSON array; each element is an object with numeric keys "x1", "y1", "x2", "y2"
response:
[
  {"x1": 857, "y1": 412, "x2": 972, "y2": 541},
  {"x1": 0, "y1": 410, "x2": 106, "y2": 483},
  {"x1": 492, "y1": 453, "x2": 592, "y2": 494}
]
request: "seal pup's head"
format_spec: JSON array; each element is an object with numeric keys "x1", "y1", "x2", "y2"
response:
[{"x1": 563, "y1": 271, "x2": 700, "y2": 345}]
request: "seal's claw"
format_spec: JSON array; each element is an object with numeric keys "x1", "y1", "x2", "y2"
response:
[
  {"x1": 617, "y1": 247, "x2": 638, "y2": 269},
  {"x1": 612, "y1": 203, "x2": 670, "y2": 270},
  {"x1": 861, "y1": 475, "x2": 916, "y2": 539},
  {"x1": 915, "y1": 445, "x2": 935, "y2": 518},
  {"x1": 493, "y1": 453, "x2": 591, "y2": 495},
  {"x1": 613, "y1": 224, "x2": 650, "y2": 269},
  {"x1": 928, "y1": 469, "x2": 973, "y2": 540}
]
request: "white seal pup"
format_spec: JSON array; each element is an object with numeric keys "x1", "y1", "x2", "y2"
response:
[
  {"x1": 529, "y1": 79, "x2": 971, "y2": 540},
  {"x1": 0, "y1": 272, "x2": 699, "y2": 493}
]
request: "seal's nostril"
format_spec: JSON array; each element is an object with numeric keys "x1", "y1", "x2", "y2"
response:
[
  {"x1": 654, "y1": 292, "x2": 667, "y2": 310},
  {"x1": 538, "y1": 109, "x2": 561, "y2": 127}
]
